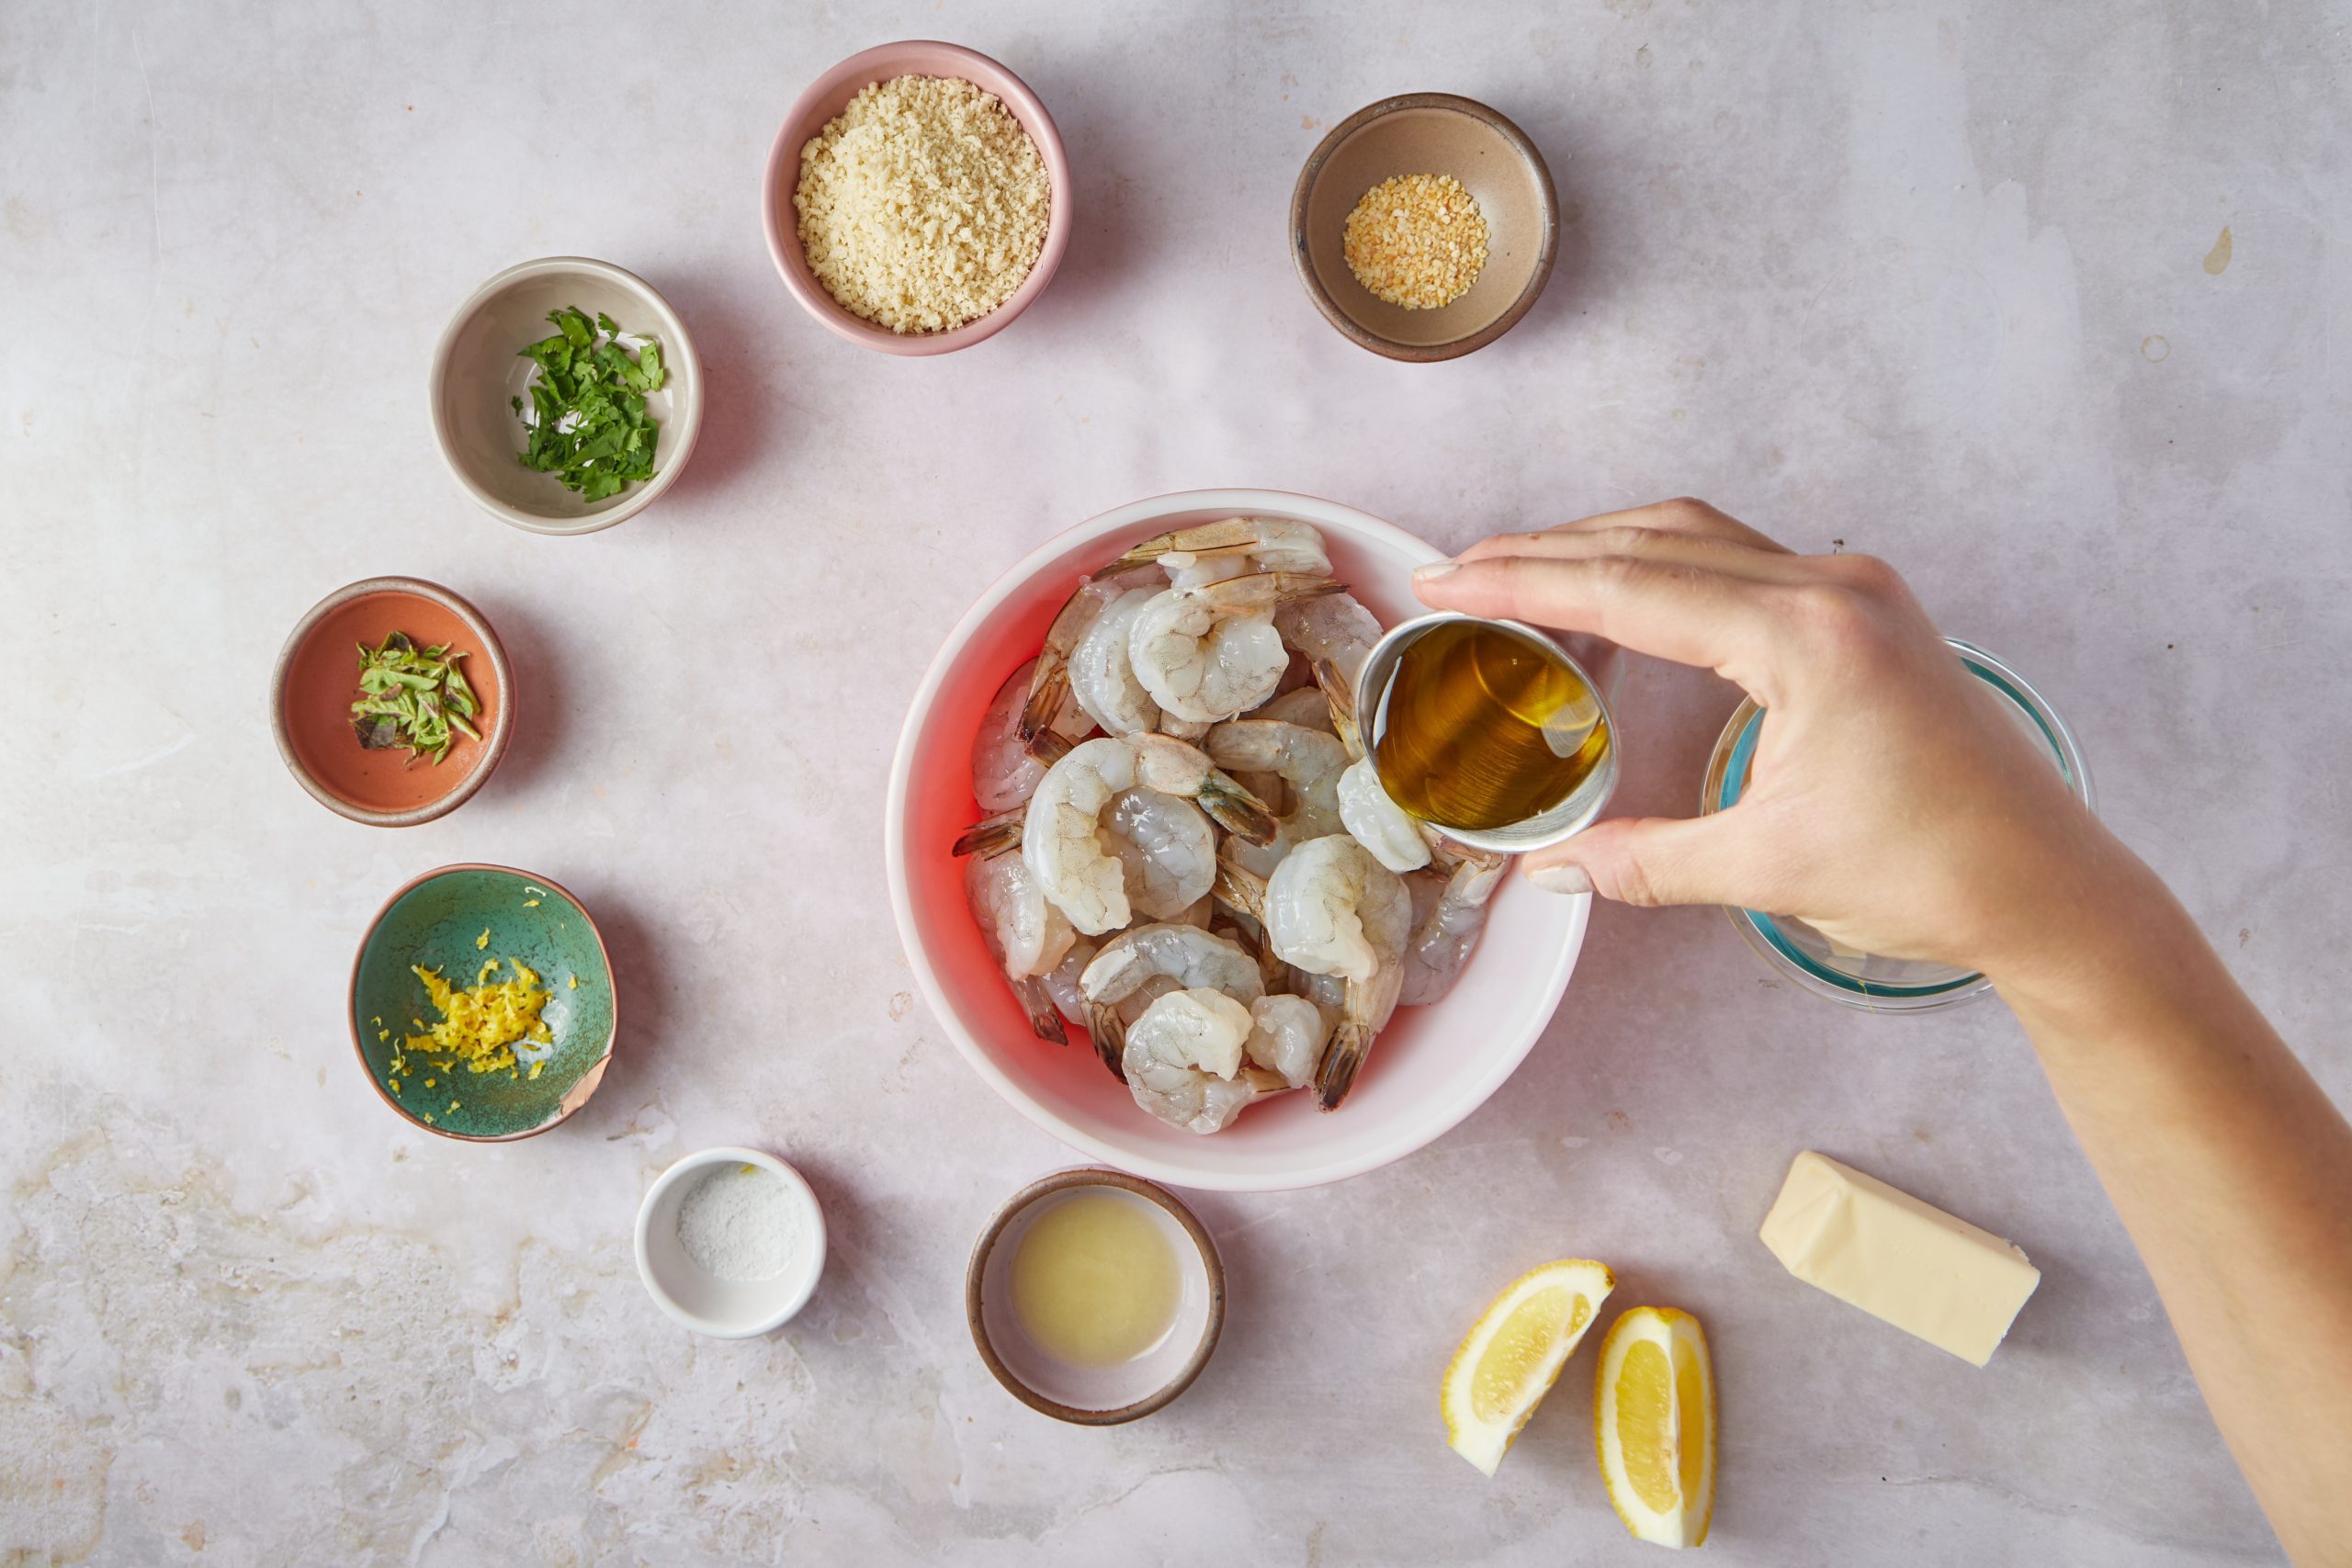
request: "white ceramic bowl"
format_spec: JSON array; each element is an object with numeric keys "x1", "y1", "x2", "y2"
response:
[
  {"x1": 430, "y1": 256, "x2": 704, "y2": 535},
  {"x1": 634, "y1": 1147, "x2": 827, "y2": 1337},
  {"x1": 884, "y1": 489, "x2": 1592, "y2": 1192}
]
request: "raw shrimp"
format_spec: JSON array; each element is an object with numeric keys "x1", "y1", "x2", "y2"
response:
[
  {"x1": 1021, "y1": 564, "x2": 1162, "y2": 747},
  {"x1": 1204, "y1": 719, "x2": 1349, "y2": 839},
  {"x1": 1069, "y1": 587, "x2": 1164, "y2": 736},
  {"x1": 1244, "y1": 993, "x2": 1331, "y2": 1089},
  {"x1": 1400, "y1": 846, "x2": 1508, "y2": 1006},
  {"x1": 1042, "y1": 935, "x2": 1098, "y2": 1021},
  {"x1": 1103, "y1": 788, "x2": 1216, "y2": 919},
  {"x1": 1128, "y1": 573, "x2": 1342, "y2": 725},
  {"x1": 1275, "y1": 590, "x2": 1385, "y2": 684},
  {"x1": 1257, "y1": 835, "x2": 1410, "y2": 1109},
  {"x1": 1023, "y1": 735, "x2": 1278, "y2": 935},
  {"x1": 1252, "y1": 686, "x2": 1337, "y2": 734},
  {"x1": 965, "y1": 851, "x2": 1078, "y2": 1045},
  {"x1": 1121, "y1": 988, "x2": 1294, "y2": 1134},
  {"x1": 1080, "y1": 922, "x2": 1265, "y2": 1077},
  {"x1": 1104, "y1": 517, "x2": 1331, "y2": 589},
  {"x1": 972, "y1": 658, "x2": 1088, "y2": 814},
  {"x1": 1310, "y1": 654, "x2": 1432, "y2": 874}
]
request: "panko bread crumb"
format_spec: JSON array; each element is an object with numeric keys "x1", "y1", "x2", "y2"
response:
[{"x1": 794, "y1": 74, "x2": 1050, "y2": 334}]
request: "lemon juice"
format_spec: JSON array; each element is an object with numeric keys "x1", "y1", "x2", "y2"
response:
[{"x1": 1011, "y1": 1191, "x2": 1182, "y2": 1367}]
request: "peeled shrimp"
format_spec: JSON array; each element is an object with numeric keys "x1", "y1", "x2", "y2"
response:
[
  {"x1": 1021, "y1": 564, "x2": 1162, "y2": 747},
  {"x1": 1104, "y1": 517, "x2": 1332, "y2": 590},
  {"x1": 1275, "y1": 590, "x2": 1385, "y2": 684},
  {"x1": 1121, "y1": 988, "x2": 1293, "y2": 1134},
  {"x1": 1400, "y1": 846, "x2": 1508, "y2": 1007},
  {"x1": 1308, "y1": 654, "x2": 1432, "y2": 874},
  {"x1": 1023, "y1": 735, "x2": 1278, "y2": 935},
  {"x1": 1243, "y1": 993, "x2": 1331, "y2": 1089},
  {"x1": 1069, "y1": 587, "x2": 1164, "y2": 736},
  {"x1": 973, "y1": 658, "x2": 1089, "y2": 814},
  {"x1": 1042, "y1": 934, "x2": 1098, "y2": 1021},
  {"x1": 1103, "y1": 787, "x2": 1216, "y2": 920},
  {"x1": 1252, "y1": 685, "x2": 1337, "y2": 734},
  {"x1": 1204, "y1": 717, "x2": 1351, "y2": 879},
  {"x1": 1128, "y1": 573, "x2": 1341, "y2": 725},
  {"x1": 965, "y1": 851, "x2": 1078, "y2": 1044},
  {"x1": 1248, "y1": 835, "x2": 1410, "y2": 1109},
  {"x1": 1080, "y1": 921, "x2": 1264, "y2": 1078}
]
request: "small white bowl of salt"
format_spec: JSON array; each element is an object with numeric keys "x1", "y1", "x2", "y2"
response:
[{"x1": 635, "y1": 1146, "x2": 827, "y2": 1337}]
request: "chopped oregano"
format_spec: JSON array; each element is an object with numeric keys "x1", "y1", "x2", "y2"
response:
[
  {"x1": 350, "y1": 633, "x2": 481, "y2": 766},
  {"x1": 511, "y1": 305, "x2": 666, "y2": 502}
]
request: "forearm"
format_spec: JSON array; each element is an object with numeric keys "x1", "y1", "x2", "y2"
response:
[{"x1": 1996, "y1": 849, "x2": 2352, "y2": 1563}]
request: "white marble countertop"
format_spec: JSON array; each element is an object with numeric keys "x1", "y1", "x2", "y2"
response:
[{"x1": 5, "y1": 1, "x2": 2345, "y2": 1562}]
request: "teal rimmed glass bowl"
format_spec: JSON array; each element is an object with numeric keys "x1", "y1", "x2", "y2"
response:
[
  {"x1": 350, "y1": 864, "x2": 617, "y2": 1139},
  {"x1": 1698, "y1": 639, "x2": 2093, "y2": 1011}
]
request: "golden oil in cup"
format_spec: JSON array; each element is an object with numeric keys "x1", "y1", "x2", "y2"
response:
[{"x1": 1356, "y1": 614, "x2": 1620, "y2": 853}]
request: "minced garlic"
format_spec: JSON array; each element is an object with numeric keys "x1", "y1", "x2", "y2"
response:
[
  {"x1": 403, "y1": 959, "x2": 553, "y2": 1077},
  {"x1": 1343, "y1": 174, "x2": 1489, "y2": 310},
  {"x1": 794, "y1": 74, "x2": 1050, "y2": 334}
]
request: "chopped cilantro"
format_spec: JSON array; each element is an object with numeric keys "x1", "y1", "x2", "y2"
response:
[{"x1": 512, "y1": 305, "x2": 666, "y2": 502}]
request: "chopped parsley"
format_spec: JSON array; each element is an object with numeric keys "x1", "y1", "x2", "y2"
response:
[{"x1": 511, "y1": 306, "x2": 665, "y2": 502}]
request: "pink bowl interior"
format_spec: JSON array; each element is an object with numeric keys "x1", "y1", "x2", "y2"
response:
[
  {"x1": 888, "y1": 492, "x2": 1590, "y2": 1190},
  {"x1": 763, "y1": 41, "x2": 1072, "y2": 356}
]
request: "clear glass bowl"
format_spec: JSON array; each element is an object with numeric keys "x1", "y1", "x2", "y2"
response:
[{"x1": 1697, "y1": 639, "x2": 2094, "y2": 1011}]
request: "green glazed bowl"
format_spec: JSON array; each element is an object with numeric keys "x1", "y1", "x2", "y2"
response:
[{"x1": 350, "y1": 864, "x2": 617, "y2": 1140}]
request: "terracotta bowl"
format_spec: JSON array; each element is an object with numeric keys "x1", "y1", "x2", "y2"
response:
[
  {"x1": 884, "y1": 490, "x2": 1592, "y2": 1192},
  {"x1": 966, "y1": 1168, "x2": 1224, "y2": 1425},
  {"x1": 271, "y1": 577, "x2": 514, "y2": 827},
  {"x1": 762, "y1": 40, "x2": 1072, "y2": 355},
  {"x1": 1291, "y1": 94, "x2": 1558, "y2": 361},
  {"x1": 350, "y1": 864, "x2": 616, "y2": 1141},
  {"x1": 429, "y1": 256, "x2": 703, "y2": 534}
]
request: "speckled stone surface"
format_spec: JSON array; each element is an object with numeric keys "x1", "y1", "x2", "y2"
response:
[{"x1": 3, "y1": 2, "x2": 2345, "y2": 1563}]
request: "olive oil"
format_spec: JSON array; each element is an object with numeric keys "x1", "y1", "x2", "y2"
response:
[
  {"x1": 1011, "y1": 1191, "x2": 1182, "y2": 1367},
  {"x1": 1370, "y1": 620, "x2": 1611, "y2": 831}
]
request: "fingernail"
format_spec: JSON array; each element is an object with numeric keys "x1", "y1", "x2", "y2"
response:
[
  {"x1": 1525, "y1": 861, "x2": 1592, "y2": 896},
  {"x1": 1413, "y1": 559, "x2": 1460, "y2": 581}
]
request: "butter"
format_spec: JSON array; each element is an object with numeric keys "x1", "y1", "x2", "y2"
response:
[{"x1": 1759, "y1": 1151, "x2": 2040, "y2": 1367}]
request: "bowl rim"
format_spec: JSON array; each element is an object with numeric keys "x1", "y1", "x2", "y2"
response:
[
  {"x1": 347, "y1": 862, "x2": 617, "y2": 1141},
  {"x1": 270, "y1": 576, "x2": 516, "y2": 828},
  {"x1": 964, "y1": 1167, "x2": 1225, "y2": 1425},
  {"x1": 883, "y1": 487, "x2": 1590, "y2": 1191},
  {"x1": 760, "y1": 39, "x2": 1073, "y2": 357},
  {"x1": 634, "y1": 1146, "x2": 830, "y2": 1337},
  {"x1": 427, "y1": 254, "x2": 705, "y2": 535},
  {"x1": 1288, "y1": 92, "x2": 1560, "y2": 363}
]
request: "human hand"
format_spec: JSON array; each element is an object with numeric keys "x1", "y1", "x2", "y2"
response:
[{"x1": 1412, "y1": 499, "x2": 2123, "y2": 981}]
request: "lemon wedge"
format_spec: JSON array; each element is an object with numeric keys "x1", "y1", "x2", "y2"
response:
[
  {"x1": 1595, "y1": 1306, "x2": 1717, "y2": 1549},
  {"x1": 1442, "y1": 1258, "x2": 1615, "y2": 1475}
]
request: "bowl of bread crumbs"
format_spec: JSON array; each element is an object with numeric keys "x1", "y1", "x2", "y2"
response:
[
  {"x1": 350, "y1": 865, "x2": 616, "y2": 1141},
  {"x1": 763, "y1": 41, "x2": 1071, "y2": 355},
  {"x1": 1291, "y1": 94, "x2": 1557, "y2": 362}
]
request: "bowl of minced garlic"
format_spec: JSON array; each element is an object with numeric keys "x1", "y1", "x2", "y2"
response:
[
  {"x1": 764, "y1": 41, "x2": 1072, "y2": 355},
  {"x1": 1291, "y1": 94, "x2": 1558, "y2": 361},
  {"x1": 349, "y1": 864, "x2": 616, "y2": 1141}
]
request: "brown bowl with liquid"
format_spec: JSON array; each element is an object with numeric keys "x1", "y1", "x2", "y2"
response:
[{"x1": 271, "y1": 577, "x2": 514, "y2": 827}]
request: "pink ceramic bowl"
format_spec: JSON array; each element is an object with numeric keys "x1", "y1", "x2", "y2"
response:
[
  {"x1": 762, "y1": 41, "x2": 1072, "y2": 356},
  {"x1": 884, "y1": 490, "x2": 1593, "y2": 1192}
]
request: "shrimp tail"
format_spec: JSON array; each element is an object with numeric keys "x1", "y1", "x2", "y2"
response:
[
  {"x1": 1197, "y1": 773, "x2": 1280, "y2": 845},
  {"x1": 1022, "y1": 727, "x2": 1076, "y2": 767},
  {"x1": 1084, "y1": 1002, "x2": 1129, "y2": 1081},
  {"x1": 953, "y1": 811, "x2": 1023, "y2": 859},
  {"x1": 1312, "y1": 657, "x2": 1363, "y2": 761},
  {"x1": 1017, "y1": 665, "x2": 1073, "y2": 746},
  {"x1": 1212, "y1": 853, "x2": 1269, "y2": 923},
  {"x1": 1014, "y1": 976, "x2": 1069, "y2": 1046},
  {"x1": 1315, "y1": 1017, "x2": 1371, "y2": 1111}
]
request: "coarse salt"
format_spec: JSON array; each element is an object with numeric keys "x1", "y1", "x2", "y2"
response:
[{"x1": 676, "y1": 1162, "x2": 803, "y2": 1282}]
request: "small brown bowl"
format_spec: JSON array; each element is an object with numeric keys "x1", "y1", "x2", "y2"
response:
[
  {"x1": 967, "y1": 1168, "x2": 1225, "y2": 1426},
  {"x1": 271, "y1": 577, "x2": 514, "y2": 827},
  {"x1": 1291, "y1": 93, "x2": 1558, "y2": 362}
]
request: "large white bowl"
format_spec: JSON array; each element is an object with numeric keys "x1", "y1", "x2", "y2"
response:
[{"x1": 885, "y1": 490, "x2": 1590, "y2": 1191}]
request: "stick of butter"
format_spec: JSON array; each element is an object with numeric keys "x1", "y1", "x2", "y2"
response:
[{"x1": 1759, "y1": 1151, "x2": 2041, "y2": 1367}]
